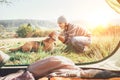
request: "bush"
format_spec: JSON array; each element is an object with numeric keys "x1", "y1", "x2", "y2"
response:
[
  {"x1": 33, "y1": 28, "x2": 53, "y2": 37},
  {"x1": 16, "y1": 24, "x2": 55, "y2": 38},
  {"x1": 16, "y1": 24, "x2": 34, "y2": 38},
  {"x1": 32, "y1": 28, "x2": 43, "y2": 37}
]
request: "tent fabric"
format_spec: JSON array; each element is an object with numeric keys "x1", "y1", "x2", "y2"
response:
[
  {"x1": 106, "y1": 0, "x2": 120, "y2": 13},
  {"x1": 79, "y1": 41, "x2": 120, "y2": 71},
  {"x1": 38, "y1": 77, "x2": 120, "y2": 80}
]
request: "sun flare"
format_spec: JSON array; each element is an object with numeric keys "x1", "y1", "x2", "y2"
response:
[
  {"x1": 89, "y1": 17, "x2": 108, "y2": 27},
  {"x1": 85, "y1": 11, "x2": 111, "y2": 28}
]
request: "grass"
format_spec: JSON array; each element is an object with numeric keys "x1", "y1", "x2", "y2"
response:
[{"x1": 0, "y1": 35, "x2": 119, "y2": 65}]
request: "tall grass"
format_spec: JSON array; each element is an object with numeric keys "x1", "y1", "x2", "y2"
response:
[
  {"x1": 0, "y1": 25, "x2": 119, "y2": 65},
  {"x1": 2, "y1": 35, "x2": 119, "y2": 65}
]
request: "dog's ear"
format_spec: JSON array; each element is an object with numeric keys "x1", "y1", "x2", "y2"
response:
[
  {"x1": 48, "y1": 32, "x2": 53, "y2": 38},
  {"x1": 48, "y1": 31, "x2": 57, "y2": 39}
]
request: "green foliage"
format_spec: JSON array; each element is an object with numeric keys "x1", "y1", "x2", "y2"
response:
[
  {"x1": 0, "y1": 25, "x2": 5, "y2": 32},
  {"x1": 1, "y1": 25, "x2": 120, "y2": 65},
  {"x1": 40, "y1": 30, "x2": 52, "y2": 37},
  {"x1": 32, "y1": 28, "x2": 53, "y2": 37},
  {"x1": 3, "y1": 35, "x2": 119, "y2": 65},
  {"x1": 16, "y1": 24, "x2": 54, "y2": 38},
  {"x1": 32, "y1": 28, "x2": 42, "y2": 37},
  {"x1": 16, "y1": 24, "x2": 34, "y2": 38}
]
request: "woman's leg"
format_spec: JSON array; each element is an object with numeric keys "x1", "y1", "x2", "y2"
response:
[{"x1": 71, "y1": 36, "x2": 91, "y2": 52}]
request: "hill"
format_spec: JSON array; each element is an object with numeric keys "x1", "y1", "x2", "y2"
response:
[{"x1": 0, "y1": 19, "x2": 57, "y2": 29}]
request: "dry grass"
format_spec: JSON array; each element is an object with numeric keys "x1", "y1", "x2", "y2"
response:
[{"x1": 0, "y1": 35, "x2": 119, "y2": 65}]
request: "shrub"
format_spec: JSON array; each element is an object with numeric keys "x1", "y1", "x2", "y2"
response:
[{"x1": 16, "y1": 24, "x2": 34, "y2": 38}]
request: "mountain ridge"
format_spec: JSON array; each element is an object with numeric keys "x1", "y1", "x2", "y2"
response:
[{"x1": 0, "y1": 19, "x2": 58, "y2": 28}]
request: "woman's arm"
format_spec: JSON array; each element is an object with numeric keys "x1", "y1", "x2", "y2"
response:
[{"x1": 58, "y1": 35, "x2": 66, "y2": 43}]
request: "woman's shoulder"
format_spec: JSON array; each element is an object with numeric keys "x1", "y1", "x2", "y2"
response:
[
  {"x1": 67, "y1": 23, "x2": 76, "y2": 29},
  {"x1": 68, "y1": 23, "x2": 84, "y2": 30}
]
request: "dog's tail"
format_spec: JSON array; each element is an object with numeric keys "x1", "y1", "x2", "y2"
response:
[{"x1": 9, "y1": 46, "x2": 22, "y2": 52}]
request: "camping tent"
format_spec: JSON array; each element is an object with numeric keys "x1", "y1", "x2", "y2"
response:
[
  {"x1": 79, "y1": 0, "x2": 120, "y2": 71},
  {"x1": 106, "y1": 0, "x2": 120, "y2": 13},
  {"x1": 79, "y1": 41, "x2": 120, "y2": 70}
]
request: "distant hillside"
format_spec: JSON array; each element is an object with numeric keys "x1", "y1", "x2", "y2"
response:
[
  {"x1": 0, "y1": 19, "x2": 119, "y2": 30},
  {"x1": 0, "y1": 19, "x2": 57, "y2": 29}
]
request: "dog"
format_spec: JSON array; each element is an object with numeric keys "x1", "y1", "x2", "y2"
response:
[
  {"x1": 9, "y1": 31, "x2": 58, "y2": 52},
  {"x1": 42, "y1": 37, "x2": 56, "y2": 51},
  {"x1": 9, "y1": 41, "x2": 41, "y2": 52},
  {"x1": 42, "y1": 31, "x2": 58, "y2": 51}
]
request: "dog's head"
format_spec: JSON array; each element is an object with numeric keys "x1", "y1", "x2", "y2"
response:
[
  {"x1": 48, "y1": 31, "x2": 58, "y2": 41},
  {"x1": 41, "y1": 31, "x2": 58, "y2": 51},
  {"x1": 42, "y1": 37, "x2": 56, "y2": 51},
  {"x1": 43, "y1": 37, "x2": 55, "y2": 44}
]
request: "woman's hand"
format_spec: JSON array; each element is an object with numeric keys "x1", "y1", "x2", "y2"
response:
[{"x1": 58, "y1": 35, "x2": 65, "y2": 43}]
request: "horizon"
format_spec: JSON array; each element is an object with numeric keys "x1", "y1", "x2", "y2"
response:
[{"x1": 0, "y1": 18, "x2": 119, "y2": 29}]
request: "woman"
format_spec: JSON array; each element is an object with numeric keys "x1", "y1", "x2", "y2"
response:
[{"x1": 58, "y1": 16, "x2": 91, "y2": 53}]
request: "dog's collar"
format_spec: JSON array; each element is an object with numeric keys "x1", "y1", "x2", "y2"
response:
[{"x1": 49, "y1": 37, "x2": 56, "y2": 41}]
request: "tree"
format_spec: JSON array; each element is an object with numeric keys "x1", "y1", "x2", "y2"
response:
[
  {"x1": 0, "y1": 0, "x2": 17, "y2": 5},
  {"x1": 0, "y1": 25, "x2": 5, "y2": 32},
  {"x1": 16, "y1": 24, "x2": 34, "y2": 38},
  {"x1": 0, "y1": 0, "x2": 11, "y2": 4}
]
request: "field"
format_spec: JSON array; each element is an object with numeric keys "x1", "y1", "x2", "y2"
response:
[{"x1": 0, "y1": 35, "x2": 119, "y2": 65}]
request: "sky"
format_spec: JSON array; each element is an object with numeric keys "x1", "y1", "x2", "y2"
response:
[{"x1": 0, "y1": 0, "x2": 120, "y2": 25}]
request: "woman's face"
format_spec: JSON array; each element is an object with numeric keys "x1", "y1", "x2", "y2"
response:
[{"x1": 58, "y1": 22, "x2": 66, "y2": 30}]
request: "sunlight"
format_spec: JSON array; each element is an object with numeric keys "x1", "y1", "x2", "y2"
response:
[
  {"x1": 85, "y1": 11, "x2": 110, "y2": 28},
  {"x1": 89, "y1": 16, "x2": 108, "y2": 27}
]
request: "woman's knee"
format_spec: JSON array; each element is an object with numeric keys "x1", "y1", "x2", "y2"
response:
[{"x1": 70, "y1": 37, "x2": 77, "y2": 45}]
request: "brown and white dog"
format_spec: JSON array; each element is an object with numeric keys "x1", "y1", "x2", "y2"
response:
[{"x1": 9, "y1": 31, "x2": 58, "y2": 53}]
